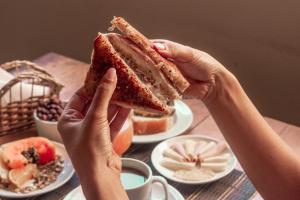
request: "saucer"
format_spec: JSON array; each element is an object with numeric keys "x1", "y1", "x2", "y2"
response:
[
  {"x1": 64, "y1": 183, "x2": 184, "y2": 200},
  {"x1": 151, "y1": 182, "x2": 184, "y2": 200}
]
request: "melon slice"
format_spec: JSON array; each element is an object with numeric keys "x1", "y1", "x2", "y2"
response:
[
  {"x1": 0, "y1": 151, "x2": 9, "y2": 180},
  {"x1": 8, "y1": 164, "x2": 39, "y2": 188}
]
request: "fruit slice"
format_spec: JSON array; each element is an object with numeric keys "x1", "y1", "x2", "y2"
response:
[
  {"x1": 0, "y1": 151, "x2": 9, "y2": 180},
  {"x1": 1, "y1": 137, "x2": 56, "y2": 169},
  {"x1": 8, "y1": 164, "x2": 38, "y2": 188},
  {"x1": 113, "y1": 119, "x2": 133, "y2": 156},
  {"x1": 30, "y1": 138, "x2": 56, "y2": 165}
]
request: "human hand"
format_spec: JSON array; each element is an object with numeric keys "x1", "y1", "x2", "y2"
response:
[
  {"x1": 58, "y1": 68, "x2": 130, "y2": 199},
  {"x1": 152, "y1": 40, "x2": 232, "y2": 103}
]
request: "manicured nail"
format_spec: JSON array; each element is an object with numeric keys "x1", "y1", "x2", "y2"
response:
[
  {"x1": 153, "y1": 42, "x2": 166, "y2": 50},
  {"x1": 105, "y1": 68, "x2": 116, "y2": 80}
]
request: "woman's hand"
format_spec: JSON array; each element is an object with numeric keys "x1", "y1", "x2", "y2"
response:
[
  {"x1": 152, "y1": 40, "x2": 300, "y2": 200},
  {"x1": 152, "y1": 40, "x2": 232, "y2": 103},
  {"x1": 58, "y1": 68, "x2": 129, "y2": 200}
]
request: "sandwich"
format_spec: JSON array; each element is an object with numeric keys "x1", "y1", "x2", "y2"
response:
[{"x1": 84, "y1": 17, "x2": 189, "y2": 115}]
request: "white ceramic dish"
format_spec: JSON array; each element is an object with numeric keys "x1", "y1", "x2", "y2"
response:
[
  {"x1": 0, "y1": 142, "x2": 74, "y2": 199},
  {"x1": 63, "y1": 183, "x2": 184, "y2": 200},
  {"x1": 151, "y1": 135, "x2": 237, "y2": 185},
  {"x1": 132, "y1": 100, "x2": 193, "y2": 144},
  {"x1": 34, "y1": 111, "x2": 63, "y2": 143}
]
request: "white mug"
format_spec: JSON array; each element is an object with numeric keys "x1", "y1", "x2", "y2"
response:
[{"x1": 122, "y1": 158, "x2": 170, "y2": 200}]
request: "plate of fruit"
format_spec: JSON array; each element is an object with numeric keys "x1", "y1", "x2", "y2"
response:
[{"x1": 0, "y1": 137, "x2": 74, "y2": 198}]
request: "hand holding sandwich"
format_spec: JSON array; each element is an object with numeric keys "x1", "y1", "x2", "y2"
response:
[
  {"x1": 59, "y1": 16, "x2": 300, "y2": 200},
  {"x1": 152, "y1": 40, "x2": 232, "y2": 103},
  {"x1": 58, "y1": 68, "x2": 129, "y2": 200},
  {"x1": 154, "y1": 40, "x2": 300, "y2": 199}
]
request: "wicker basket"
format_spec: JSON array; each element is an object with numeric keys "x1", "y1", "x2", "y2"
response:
[{"x1": 0, "y1": 60, "x2": 63, "y2": 136}]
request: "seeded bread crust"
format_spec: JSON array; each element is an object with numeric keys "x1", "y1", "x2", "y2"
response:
[
  {"x1": 110, "y1": 16, "x2": 190, "y2": 93},
  {"x1": 84, "y1": 33, "x2": 172, "y2": 114}
]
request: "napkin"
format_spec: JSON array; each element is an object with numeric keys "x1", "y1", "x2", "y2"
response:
[{"x1": 0, "y1": 68, "x2": 50, "y2": 106}]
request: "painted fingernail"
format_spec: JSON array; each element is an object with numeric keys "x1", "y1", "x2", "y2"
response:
[
  {"x1": 105, "y1": 68, "x2": 116, "y2": 80},
  {"x1": 153, "y1": 42, "x2": 166, "y2": 50}
]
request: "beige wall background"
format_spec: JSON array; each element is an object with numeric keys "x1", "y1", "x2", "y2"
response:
[{"x1": 1, "y1": 0, "x2": 299, "y2": 126}]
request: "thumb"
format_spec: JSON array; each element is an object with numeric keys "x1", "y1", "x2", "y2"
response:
[
  {"x1": 86, "y1": 68, "x2": 117, "y2": 121},
  {"x1": 152, "y1": 40, "x2": 198, "y2": 64}
]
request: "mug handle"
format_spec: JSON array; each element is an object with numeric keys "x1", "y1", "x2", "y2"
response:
[{"x1": 151, "y1": 176, "x2": 170, "y2": 200}]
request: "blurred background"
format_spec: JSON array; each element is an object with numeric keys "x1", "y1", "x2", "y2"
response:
[{"x1": 0, "y1": 0, "x2": 299, "y2": 125}]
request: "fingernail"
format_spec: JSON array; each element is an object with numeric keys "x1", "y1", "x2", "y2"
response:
[
  {"x1": 153, "y1": 42, "x2": 166, "y2": 50},
  {"x1": 105, "y1": 68, "x2": 116, "y2": 80}
]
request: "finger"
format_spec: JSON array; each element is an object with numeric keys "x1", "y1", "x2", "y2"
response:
[
  {"x1": 152, "y1": 39, "x2": 198, "y2": 64},
  {"x1": 108, "y1": 104, "x2": 121, "y2": 123},
  {"x1": 110, "y1": 108, "x2": 131, "y2": 141},
  {"x1": 58, "y1": 87, "x2": 90, "y2": 140},
  {"x1": 151, "y1": 39, "x2": 171, "y2": 46},
  {"x1": 183, "y1": 82, "x2": 212, "y2": 100},
  {"x1": 86, "y1": 68, "x2": 117, "y2": 122},
  {"x1": 65, "y1": 87, "x2": 90, "y2": 111},
  {"x1": 60, "y1": 87, "x2": 91, "y2": 123}
]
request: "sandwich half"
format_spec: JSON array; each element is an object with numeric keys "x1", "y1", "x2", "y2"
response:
[{"x1": 84, "y1": 17, "x2": 189, "y2": 115}]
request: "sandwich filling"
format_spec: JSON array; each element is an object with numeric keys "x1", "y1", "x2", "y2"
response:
[{"x1": 107, "y1": 33, "x2": 180, "y2": 105}]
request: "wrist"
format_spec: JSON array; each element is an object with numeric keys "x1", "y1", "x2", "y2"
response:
[
  {"x1": 77, "y1": 153, "x2": 121, "y2": 183},
  {"x1": 203, "y1": 68, "x2": 240, "y2": 107},
  {"x1": 79, "y1": 164, "x2": 126, "y2": 200},
  {"x1": 76, "y1": 152, "x2": 125, "y2": 200}
]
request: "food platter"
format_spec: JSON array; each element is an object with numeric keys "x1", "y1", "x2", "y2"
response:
[{"x1": 151, "y1": 135, "x2": 237, "y2": 184}]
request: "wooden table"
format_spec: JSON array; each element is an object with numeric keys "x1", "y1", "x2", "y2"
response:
[{"x1": 1, "y1": 53, "x2": 300, "y2": 200}]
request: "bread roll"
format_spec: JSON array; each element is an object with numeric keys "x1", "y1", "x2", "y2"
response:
[{"x1": 132, "y1": 115, "x2": 172, "y2": 135}]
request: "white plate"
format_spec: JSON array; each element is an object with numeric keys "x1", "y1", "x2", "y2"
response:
[
  {"x1": 63, "y1": 183, "x2": 184, "y2": 200},
  {"x1": 151, "y1": 135, "x2": 237, "y2": 184},
  {"x1": 0, "y1": 142, "x2": 74, "y2": 198},
  {"x1": 132, "y1": 100, "x2": 193, "y2": 144}
]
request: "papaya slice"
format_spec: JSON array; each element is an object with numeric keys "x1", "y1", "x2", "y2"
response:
[{"x1": 1, "y1": 137, "x2": 56, "y2": 169}]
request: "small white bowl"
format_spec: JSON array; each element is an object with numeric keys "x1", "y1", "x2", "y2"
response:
[{"x1": 33, "y1": 110, "x2": 63, "y2": 143}]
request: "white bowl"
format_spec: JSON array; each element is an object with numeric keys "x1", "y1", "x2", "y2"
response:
[{"x1": 33, "y1": 110, "x2": 63, "y2": 143}]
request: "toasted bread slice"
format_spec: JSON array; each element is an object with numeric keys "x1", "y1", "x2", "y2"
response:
[
  {"x1": 110, "y1": 16, "x2": 190, "y2": 93},
  {"x1": 85, "y1": 33, "x2": 173, "y2": 114},
  {"x1": 107, "y1": 33, "x2": 180, "y2": 103}
]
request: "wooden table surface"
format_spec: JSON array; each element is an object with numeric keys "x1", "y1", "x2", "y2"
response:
[{"x1": 1, "y1": 52, "x2": 300, "y2": 200}]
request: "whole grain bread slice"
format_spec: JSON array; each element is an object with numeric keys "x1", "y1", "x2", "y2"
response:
[
  {"x1": 84, "y1": 33, "x2": 173, "y2": 114},
  {"x1": 110, "y1": 17, "x2": 190, "y2": 93}
]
